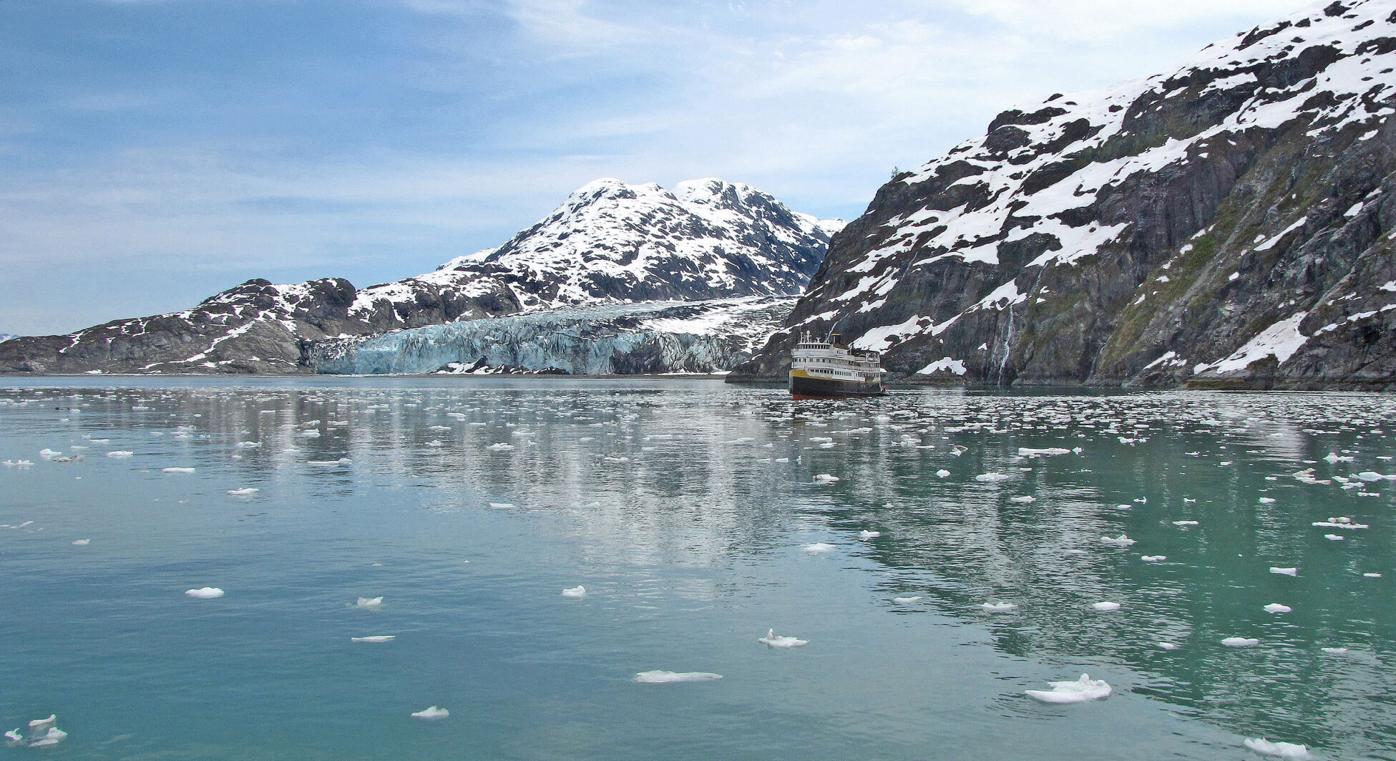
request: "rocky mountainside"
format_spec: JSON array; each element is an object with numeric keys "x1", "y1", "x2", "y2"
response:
[
  {"x1": 0, "y1": 178, "x2": 840, "y2": 374},
  {"x1": 731, "y1": 0, "x2": 1396, "y2": 390}
]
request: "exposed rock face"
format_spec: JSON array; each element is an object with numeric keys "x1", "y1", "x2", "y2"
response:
[
  {"x1": 0, "y1": 179, "x2": 840, "y2": 374},
  {"x1": 730, "y1": 0, "x2": 1396, "y2": 390}
]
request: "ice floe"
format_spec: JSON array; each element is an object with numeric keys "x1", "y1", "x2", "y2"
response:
[
  {"x1": 227, "y1": 487, "x2": 259, "y2": 497},
  {"x1": 633, "y1": 670, "x2": 723, "y2": 683},
  {"x1": 355, "y1": 596, "x2": 383, "y2": 609},
  {"x1": 803, "y1": 542, "x2": 835, "y2": 554},
  {"x1": 857, "y1": 530, "x2": 881, "y2": 540},
  {"x1": 410, "y1": 706, "x2": 449, "y2": 720},
  {"x1": 162, "y1": 467, "x2": 195, "y2": 474},
  {"x1": 1222, "y1": 637, "x2": 1259, "y2": 648},
  {"x1": 185, "y1": 587, "x2": 224, "y2": 599},
  {"x1": 758, "y1": 628, "x2": 808, "y2": 648},
  {"x1": 351, "y1": 635, "x2": 396, "y2": 643},
  {"x1": 1269, "y1": 567, "x2": 1297, "y2": 576},
  {"x1": 561, "y1": 585, "x2": 587, "y2": 598},
  {"x1": 812, "y1": 473, "x2": 839, "y2": 484},
  {"x1": 1100, "y1": 535, "x2": 1136, "y2": 547},
  {"x1": 1243, "y1": 737, "x2": 1310, "y2": 758},
  {"x1": 982, "y1": 602, "x2": 1017, "y2": 613},
  {"x1": 1263, "y1": 603, "x2": 1292, "y2": 614},
  {"x1": 1025, "y1": 674, "x2": 1111, "y2": 704},
  {"x1": 1091, "y1": 601, "x2": 1121, "y2": 612}
]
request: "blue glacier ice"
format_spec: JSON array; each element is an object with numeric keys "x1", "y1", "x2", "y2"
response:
[{"x1": 308, "y1": 297, "x2": 793, "y2": 375}]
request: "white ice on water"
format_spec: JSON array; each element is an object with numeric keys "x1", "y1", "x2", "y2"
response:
[
  {"x1": 1222, "y1": 637, "x2": 1260, "y2": 648},
  {"x1": 1243, "y1": 737, "x2": 1310, "y2": 758},
  {"x1": 803, "y1": 542, "x2": 836, "y2": 554},
  {"x1": 1025, "y1": 674, "x2": 1112, "y2": 704},
  {"x1": 351, "y1": 635, "x2": 396, "y2": 643},
  {"x1": 185, "y1": 587, "x2": 224, "y2": 599},
  {"x1": 633, "y1": 670, "x2": 723, "y2": 684},
  {"x1": 1092, "y1": 601, "x2": 1121, "y2": 612},
  {"x1": 561, "y1": 585, "x2": 587, "y2": 598},
  {"x1": 982, "y1": 602, "x2": 1017, "y2": 613},
  {"x1": 355, "y1": 596, "x2": 383, "y2": 609},
  {"x1": 410, "y1": 706, "x2": 449, "y2": 720},
  {"x1": 758, "y1": 628, "x2": 808, "y2": 648},
  {"x1": 1263, "y1": 603, "x2": 1292, "y2": 614}
]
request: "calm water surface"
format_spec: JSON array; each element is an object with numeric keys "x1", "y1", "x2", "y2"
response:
[{"x1": 0, "y1": 377, "x2": 1392, "y2": 760}]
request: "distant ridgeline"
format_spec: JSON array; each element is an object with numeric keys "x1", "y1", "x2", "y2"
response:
[
  {"x1": 0, "y1": 179, "x2": 842, "y2": 375},
  {"x1": 730, "y1": 0, "x2": 1396, "y2": 390}
]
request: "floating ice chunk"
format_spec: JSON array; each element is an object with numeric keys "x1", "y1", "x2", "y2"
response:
[
  {"x1": 803, "y1": 542, "x2": 836, "y2": 554},
  {"x1": 71, "y1": 538, "x2": 90, "y2": 546},
  {"x1": 1100, "y1": 535, "x2": 1135, "y2": 547},
  {"x1": 4, "y1": 729, "x2": 20, "y2": 746},
  {"x1": 185, "y1": 587, "x2": 224, "y2": 599},
  {"x1": 410, "y1": 706, "x2": 449, "y2": 720},
  {"x1": 39, "y1": 449, "x2": 62, "y2": 460},
  {"x1": 1010, "y1": 495, "x2": 1036, "y2": 503},
  {"x1": 857, "y1": 530, "x2": 881, "y2": 540},
  {"x1": 486, "y1": 443, "x2": 515, "y2": 452},
  {"x1": 1141, "y1": 555, "x2": 1166, "y2": 563},
  {"x1": 1172, "y1": 520, "x2": 1198, "y2": 527},
  {"x1": 1025, "y1": 674, "x2": 1111, "y2": 704},
  {"x1": 355, "y1": 596, "x2": 383, "y2": 609},
  {"x1": 1258, "y1": 497, "x2": 1276, "y2": 504},
  {"x1": 162, "y1": 467, "x2": 195, "y2": 474},
  {"x1": 893, "y1": 596, "x2": 922, "y2": 604},
  {"x1": 1018, "y1": 447, "x2": 1071, "y2": 458},
  {"x1": 633, "y1": 670, "x2": 723, "y2": 684},
  {"x1": 1263, "y1": 603, "x2": 1292, "y2": 614},
  {"x1": 812, "y1": 473, "x2": 839, "y2": 484},
  {"x1": 487, "y1": 502, "x2": 515, "y2": 509},
  {"x1": 1321, "y1": 646, "x2": 1349, "y2": 655},
  {"x1": 27, "y1": 716, "x2": 55, "y2": 733},
  {"x1": 1323, "y1": 452, "x2": 1352, "y2": 463},
  {"x1": 227, "y1": 488, "x2": 259, "y2": 497},
  {"x1": 351, "y1": 635, "x2": 396, "y2": 643},
  {"x1": 27, "y1": 727, "x2": 67, "y2": 748},
  {"x1": 1324, "y1": 534, "x2": 1344, "y2": 541},
  {"x1": 758, "y1": 628, "x2": 808, "y2": 648},
  {"x1": 982, "y1": 602, "x2": 1017, "y2": 613},
  {"x1": 107, "y1": 450, "x2": 134, "y2": 458},
  {"x1": 308, "y1": 458, "x2": 352, "y2": 466},
  {"x1": 1222, "y1": 637, "x2": 1259, "y2": 648},
  {"x1": 935, "y1": 469, "x2": 950, "y2": 478},
  {"x1": 1363, "y1": 572, "x2": 1382, "y2": 578},
  {"x1": 975, "y1": 472, "x2": 1010, "y2": 482},
  {"x1": 1269, "y1": 567, "x2": 1297, "y2": 576},
  {"x1": 561, "y1": 585, "x2": 587, "y2": 598},
  {"x1": 1092, "y1": 601, "x2": 1121, "y2": 612},
  {"x1": 1354, "y1": 471, "x2": 1394, "y2": 481},
  {"x1": 1243, "y1": 737, "x2": 1310, "y2": 758},
  {"x1": 298, "y1": 430, "x2": 321, "y2": 438},
  {"x1": 234, "y1": 441, "x2": 261, "y2": 449},
  {"x1": 1157, "y1": 642, "x2": 1180, "y2": 651}
]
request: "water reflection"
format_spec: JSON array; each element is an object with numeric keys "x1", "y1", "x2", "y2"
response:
[{"x1": 1, "y1": 380, "x2": 1392, "y2": 758}]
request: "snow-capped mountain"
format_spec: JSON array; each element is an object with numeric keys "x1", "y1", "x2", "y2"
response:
[
  {"x1": 0, "y1": 179, "x2": 840, "y2": 374},
  {"x1": 731, "y1": 0, "x2": 1396, "y2": 390}
]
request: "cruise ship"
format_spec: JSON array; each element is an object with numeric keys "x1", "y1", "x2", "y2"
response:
[{"x1": 789, "y1": 331, "x2": 886, "y2": 399}]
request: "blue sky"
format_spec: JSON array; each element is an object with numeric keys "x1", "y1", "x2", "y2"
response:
[{"x1": 0, "y1": 0, "x2": 1314, "y2": 335}]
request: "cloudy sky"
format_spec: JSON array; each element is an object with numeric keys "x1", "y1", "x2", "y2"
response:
[{"x1": 0, "y1": 0, "x2": 1316, "y2": 335}]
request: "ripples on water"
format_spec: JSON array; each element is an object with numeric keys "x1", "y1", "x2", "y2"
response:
[{"x1": 0, "y1": 378, "x2": 1392, "y2": 760}]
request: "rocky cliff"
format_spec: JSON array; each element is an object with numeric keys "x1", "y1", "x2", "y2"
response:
[
  {"x1": 0, "y1": 178, "x2": 840, "y2": 374},
  {"x1": 730, "y1": 0, "x2": 1396, "y2": 390}
]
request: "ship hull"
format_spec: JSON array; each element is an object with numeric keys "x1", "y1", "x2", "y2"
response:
[{"x1": 789, "y1": 371, "x2": 885, "y2": 399}]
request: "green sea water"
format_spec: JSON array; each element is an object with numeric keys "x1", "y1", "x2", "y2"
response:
[{"x1": 0, "y1": 377, "x2": 1391, "y2": 760}]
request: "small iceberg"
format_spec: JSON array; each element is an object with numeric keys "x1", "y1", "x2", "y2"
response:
[
  {"x1": 486, "y1": 443, "x2": 515, "y2": 452},
  {"x1": 561, "y1": 585, "x2": 587, "y2": 599},
  {"x1": 1141, "y1": 555, "x2": 1166, "y2": 563},
  {"x1": 893, "y1": 596, "x2": 922, "y2": 604},
  {"x1": 355, "y1": 596, "x2": 384, "y2": 609},
  {"x1": 935, "y1": 469, "x2": 950, "y2": 478},
  {"x1": 1269, "y1": 567, "x2": 1298, "y2": 576},
  {"x1": 812, "y1": 473, "x2": 839, "y2": 484},
  {"x1": 1025, "y1": 674, "x2": 1111, "y2": 704},
  {"x1": 1243, "y1": 737, "x2": 1310, "y2": 758},
  {"x1": 227, "y1": 487, "x2": 259, "y2": 497},
  {"x1": 857, "y1": 530, "x2": 881, "y2": 540},
  {"x1": 1009, "y1": 495, "x2": 1036, "y2": 503},
  {"x1": 162, "y1": 467, "x2": 196, "y2": 474},
  {"x1": 1100, "y1": 535, "x2": 1135, "y2": 547},
  {"x1": 803, "y1": 542, "x2": 835, "y2": 554},
  {"x1": 1172, "y1": 520, "x2": 1199, "y2": 527},
  {"x1": 351, "y1": 635, "x2": 396, "y2": 643},
  {"x1": 982, "y1": 602, "x2": 1017, "y2": 614},
  {"x1": 1091, "y1": 601, "x2": 1121, "y2": 612},
  {"x1": 72, "y1": 538, "x2": 90, "y2": 546},
  {"x1": 185, "y1": 587, "x2": 224, "y2": 599},
  {"x1": 410, "y1": 706, "x2": 449, "y2": 720},
  {"x1": 1157, "y1": 642, "x2": 1180, "y2": 651},
  {"x1": 1263, "y1": 603, "x2": 1292, "y2": 614},
  {"x1": 758, "y1": 628, "x2": 808, "y2": 648},
  {"x1": 1321, "y1": 646, "x2": 1349, "y2": 655},
  {"x1": 1222, "y1": 637, "x2": 1259, "y2": 648},
  {"x1": 633, "y1": 671, "x2": 722, "y2": 684},
  {"x1": 974, "y1": 472, "x2": 1011, "y2": 482},
  {"x1": 107, "y1": 450, "x2": 134, "y2": 458}
]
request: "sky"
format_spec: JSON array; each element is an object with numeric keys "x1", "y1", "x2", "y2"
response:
[{"x1": 0, "y1": 0, "x2": 1318, "y2": 335}]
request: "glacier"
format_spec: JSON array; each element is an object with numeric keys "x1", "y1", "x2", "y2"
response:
[{"x1": 308, "y1": 296, "x2": 793, "y2": 375}]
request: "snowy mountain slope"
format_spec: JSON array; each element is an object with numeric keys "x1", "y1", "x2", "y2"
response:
[
  {"x1": 731, "y1": 0, "x2": 1396, "y2": 390},
  {"x1": 308, "y1": 296, "x2": 794, "y2": 375},
  {"x1": 0, "y1": 179, "x2": 839, "y2": 374}
]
